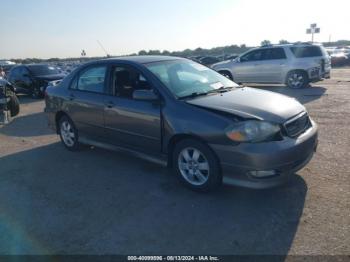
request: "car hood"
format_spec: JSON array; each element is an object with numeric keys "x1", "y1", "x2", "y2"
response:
[
  {"x1": 186, "y1": 87, "x2": 305, "y2": 123},
  {"x1": 35, "y1": 74, "x2": 65, "y2": 81}
]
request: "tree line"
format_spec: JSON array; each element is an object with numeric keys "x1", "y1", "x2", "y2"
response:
[{"x1": 6, "y1": 39, "x2": 350, "y2": 64}]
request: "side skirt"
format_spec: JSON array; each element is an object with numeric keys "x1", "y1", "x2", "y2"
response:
[{"x1": 79, "y1": 137, "x2": 168, "y2": 167}]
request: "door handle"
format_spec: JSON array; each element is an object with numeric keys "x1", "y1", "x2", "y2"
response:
[{"x1": 68, "y1": 94, "x2": 75, "y2": 101}]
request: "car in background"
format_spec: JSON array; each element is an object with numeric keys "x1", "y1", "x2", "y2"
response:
[
  {"x1": 330, "y1": 48, "x2": 350, "y2": 67},
  {"x1": 7, "y1": 64, "x2": 65, "y2": 98},
  {"x1": 199, "y1": 56, "x2": 220, "y2": 66},
  {"x1": 45, "y1": 56, "x2": 318, "y2": 192},
  {"x1": 0, "y1": 79, "x2": 20, "y2": 119},
  {"x1": 212, "y1": 43, "x2": 331, "y2": 89}
]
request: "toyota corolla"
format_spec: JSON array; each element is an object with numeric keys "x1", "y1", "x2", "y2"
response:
[{"x1": 45, "y1": 56, "x2": 318, "y2": 192}]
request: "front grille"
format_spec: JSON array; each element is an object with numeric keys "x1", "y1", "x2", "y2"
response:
[{"x1": 284, "y1": 113, "x2": 311, "y2": 138}]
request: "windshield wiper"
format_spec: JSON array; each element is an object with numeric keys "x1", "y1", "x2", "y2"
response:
[
  {"x1": 207, "y1": 86, "x2": 236, "y2": 94},
  {"x1": 178, "y1": 92, "x2": 210, "y2": 100},
  {"x1": 178, "y1": 86, "x2": 236, "y2": 100}
]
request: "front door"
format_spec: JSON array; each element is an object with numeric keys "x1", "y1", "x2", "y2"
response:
[
  {"x1": 234, "y1": 49, "x2": 264, "y2": 83},
  {"x1": 103, "y1": 64, "x2": 161, "y2": 154}
]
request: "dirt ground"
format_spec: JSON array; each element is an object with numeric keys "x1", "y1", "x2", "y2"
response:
[{"x1": 0, "y1": 69, "x2": 349, "y2": 256}]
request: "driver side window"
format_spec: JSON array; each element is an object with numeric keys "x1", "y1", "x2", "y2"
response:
[
  {"x1": 112, "y1": 66, "x2": 151, "y2": 99},
  {"x1": 240, "y1": 50, "x2": 263, "y2": 62}
]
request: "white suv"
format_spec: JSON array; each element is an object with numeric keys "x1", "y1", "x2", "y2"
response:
[{"x1": 212, "y1": 43, "x2": 331, "y2": 88}]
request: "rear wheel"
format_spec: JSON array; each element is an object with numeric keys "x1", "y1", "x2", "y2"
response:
[
  {"x1": 173, "y1": 139, "x2": 222, "y2": 192},
  {"x1": 58, "y1": 116, "x2": 80, "y2": 151},
  {"x1": 286, "y1": 71, "x2": 309, "y2": 89}
]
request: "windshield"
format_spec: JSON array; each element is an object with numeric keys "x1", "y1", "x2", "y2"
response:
[
  {"x1": 145, "y1": 60, "x2": 238, "y2": 98},
  {"x1": 28, "y1": 65, "x2": 59, "y2": 76}
]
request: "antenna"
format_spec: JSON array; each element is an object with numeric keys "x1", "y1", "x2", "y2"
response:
[{"x1": 97, "y1": 40, "x2": 110, "y2": 57}]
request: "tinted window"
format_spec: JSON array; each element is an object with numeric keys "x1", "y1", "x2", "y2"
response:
[
  {"x1": 28, "y1": 65, "x2": 59, "y2": 76},
  {"x1": 262, "y1": 48, "x2": 286, "y2": 60},
  {"x1": 290, "y1": 46, "x2": 323, "y2": 58},
  {"x1": 240, "y1": 50, "x2": 263, "y2": 62},
  {"x1": 76, "y1": 66, "x2": 107, "y2": 93},
  {"x1": 112, "y1": 66, "x2": 151, "y2": 99}
]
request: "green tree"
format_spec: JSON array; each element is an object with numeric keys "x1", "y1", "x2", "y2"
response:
[
  {"x1": 279, "y1": 39, "x2": 289, "y2": 44},
  {"x1": 260, "y1": 40, "x2": 271, "y2": 46},
  {"x1": 138, "y1": 50, "x2": 147, "y2": 56}
]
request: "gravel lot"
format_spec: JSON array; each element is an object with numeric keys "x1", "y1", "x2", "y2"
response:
[{"x1": 0, "y1": 69, "x2": 349, "y2": 255}]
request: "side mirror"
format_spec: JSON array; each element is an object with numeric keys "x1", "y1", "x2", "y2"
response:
[
  {"x1": 235, "y1": 57, "x2": 241, "y2": 62},
  {"x1": 133, "y1": 89, "x2": 159, "y2": 101}
]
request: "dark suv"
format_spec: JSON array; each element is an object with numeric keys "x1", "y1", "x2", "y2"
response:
[
  {"x1": 45, "y1": 56, "x2": 318, "y2": 192},
  {"x1": 8, "y1": 64, "x2": 65, "y2": 98}
]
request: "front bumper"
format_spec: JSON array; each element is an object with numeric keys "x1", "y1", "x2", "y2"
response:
[{"x1": 210, "y1": 121, "x2": 318, "y2": 189}]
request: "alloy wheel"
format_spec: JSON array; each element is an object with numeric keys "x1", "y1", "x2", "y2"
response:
[
  {"x1": 177, "y1": 147, "x2": 210, "y2": 186},
  {"x1": 60, "y1": 121, "x2": 75, "y2": 147},
  {"x1": 288, "y1": 72, "x2": 305, "y2": 88}
]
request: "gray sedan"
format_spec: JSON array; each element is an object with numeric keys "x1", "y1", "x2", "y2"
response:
[{"x1": 45, "y1": 56, "x2": 318, "y2": 192}]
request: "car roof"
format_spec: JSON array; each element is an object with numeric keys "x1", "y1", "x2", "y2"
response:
[{"x1": 96, "y1": 55, "x2": 183, "y2": 65}]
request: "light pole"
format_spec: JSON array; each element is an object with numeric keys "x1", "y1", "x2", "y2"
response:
[{"x1": 306, "y1": 23, "x2": 320, "y2": 43}]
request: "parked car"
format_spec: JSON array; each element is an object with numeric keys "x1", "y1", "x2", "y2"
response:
[
  {"x1": 45, "y1": 56, "x2": 318, "y2": 192},
  {"x1": 199, "y1": 56, "x2": 221, "y2": 66},
  {"x1": 7, "y1": 64, "x2": 65, "y2": 98},
  {"x1": 330, "y1": 49, "x2": 350, "y2": 67},
  {"x1": 212, "y1": 43, "x2": 331, "y2": 89},
  {"x1": 0, "y1": 79, "x2": 20, "y2": 119}
]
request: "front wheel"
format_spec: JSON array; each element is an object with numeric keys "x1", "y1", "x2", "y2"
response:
[
  {"x1": 219, "y1": 71, "x2": 233, "y2": 80},
  {"x1": 286, "y1": 71, "x2": 309, "y2": 89},
  {"x1": 58, "y1": 116, "x2": 80, "y2": 151},
  {"x1": 173, "y1": 139, "x2": 222, "y2": 192}
]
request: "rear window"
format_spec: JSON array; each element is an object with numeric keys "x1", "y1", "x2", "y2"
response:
[{"x1": 290, "y1": 46, "x2": 323, "y2": 58}]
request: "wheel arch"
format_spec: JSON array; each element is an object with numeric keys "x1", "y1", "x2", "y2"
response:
[{"x1": 217, "y1": 69, "x2": 234, "y2": 80}]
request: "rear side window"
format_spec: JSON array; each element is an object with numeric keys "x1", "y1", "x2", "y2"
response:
[
  {"x1": 262, "y1": 48, "x2": 286, "y2": 60},
  {"x1": 75, "y1": 66, "x2": 107, "y2": 93},
  {"x1": 290, "y1": 46, "x2": 323, "y2": 58}
]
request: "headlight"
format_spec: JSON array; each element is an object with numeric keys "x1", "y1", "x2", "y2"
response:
[{"x1": 225, "y1": 120, "x2": 280, "y2": 143}]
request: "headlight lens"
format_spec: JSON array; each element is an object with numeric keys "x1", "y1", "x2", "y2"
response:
[{"x1": 226, "y1": 120, "x2": 280, "y2": 143}]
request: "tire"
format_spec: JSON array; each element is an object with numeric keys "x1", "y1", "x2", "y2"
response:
[
  {"x1": 7, "y1": 94, "x2": 20, "y2": 117},
  {"x1": 219, "y1": 70, "x2": 233, "y2": 80},
  {"x1": 58, "y1": 116, "x2": 80, "y2": 151},
  {"x1": 173, "y1": 139, "x2": 222, "y2": 192},
  {"x1": 286, "y1": 70, "x2": 309, "y2": 89}
]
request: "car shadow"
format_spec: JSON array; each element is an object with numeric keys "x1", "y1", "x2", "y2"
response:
[
  {"x1": 0, "y1": 112, "x2": 54, "y2": 137},
  {"x1": 17, "y1": 95, "x2": 43, "y2": 105},
  {"x1": 247, "y1": 84, "x2": 327, "y2": 105},
  {"x1": 0, "y1": 143, "x2": 307, "y2": 257}
]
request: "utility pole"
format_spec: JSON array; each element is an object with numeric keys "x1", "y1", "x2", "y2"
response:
[{"x1": 306, "y1": 23, "x2": 320, "y2": 43}]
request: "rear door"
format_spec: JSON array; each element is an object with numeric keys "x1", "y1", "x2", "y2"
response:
[
  {"x1": 103, "y1": 64, "x2": 162, "y2": 154},
  {"x1": 66, "y1": 64, "x2": 109, "y2": 139},
  {"x1": 258, "y1": 48, "x2": 287, "y2": 83}
]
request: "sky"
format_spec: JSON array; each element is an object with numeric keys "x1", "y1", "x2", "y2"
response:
[{"x1": 0, "y1": 0, "x2": 349, "y2": 59}]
